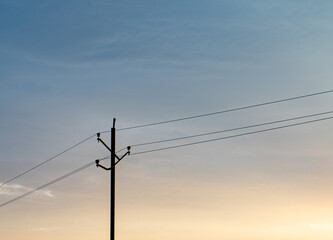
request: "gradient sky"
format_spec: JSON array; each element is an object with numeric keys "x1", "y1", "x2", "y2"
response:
[{"x1": 1, "y1": 0, "x2": 333, "y2": 239}]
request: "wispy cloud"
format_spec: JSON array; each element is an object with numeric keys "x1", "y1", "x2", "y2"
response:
[
  {"x1": 32, "y1": 227, "x2": 59, "y2": 232},
  {"x1": 0, "y1": 183, "x2": 54, "y2": 199}
]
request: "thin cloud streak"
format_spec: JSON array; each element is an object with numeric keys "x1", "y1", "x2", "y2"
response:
[
  {"x1": 0, "y1": 183, "x2": 54, "y2": 199},
  {"x1": 32, "y1": 227, "x2": 59, "y2": 231}
]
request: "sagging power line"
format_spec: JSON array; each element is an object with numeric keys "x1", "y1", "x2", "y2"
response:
[
  {"x1": 2, "y1": 89, "x2": 333, "y2": 188},
  {"x1": 117, "y1": 89, "x2": 333, "y2": 131},
  {"x1": 2, "y1": 113, "x2": 333, "y2": 209},
  {"x1": 0, "y1": 134, "x2": 96, "y2": 187},
  {"x1": 132, "y1": 115, "x2": 333, "y2": 155},
  {"x1": 126, "y1": 110, "x2": 333, "y2": 148},
  {"x1": 0, "y1": 155, "x2": 109, "y2": 208}
]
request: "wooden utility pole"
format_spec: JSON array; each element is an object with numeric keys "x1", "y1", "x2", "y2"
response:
[{"x1": 95, "y1": 118, "x2": 130, "y2": 240}]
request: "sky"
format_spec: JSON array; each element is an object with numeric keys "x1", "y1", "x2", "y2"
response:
[{"x1": 1, "y1": 0, "x2": 333, "y2": 239}]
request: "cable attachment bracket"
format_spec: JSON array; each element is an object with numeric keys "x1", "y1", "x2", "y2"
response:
[
  {"x1": 95, "y1": 158, "x2": 111, "y2": 170},
  {"x1": 96, "y1": 135, "x2": 131, "y2": 171}
]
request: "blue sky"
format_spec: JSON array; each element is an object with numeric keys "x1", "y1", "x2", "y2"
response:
[
  {"x1": 2, "y1": 0, "x2": 333, "y2": 129},
  {"x1": 1, "y1": 1, "x2": 333, "y2": 239}
]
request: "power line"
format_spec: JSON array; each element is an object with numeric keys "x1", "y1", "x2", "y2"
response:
[
  {"x1": 116, "y1": 89, "x2": 333, "y2": 131},
  {"x1": 2, "y1": 115, "x2": 333, "y2": 208},
  {"x1": 131, "y1": 115, "x2": 333, "y2": 155},
  {"x1": 3, "y1": 89, "x2": 333, "y2": 186},
  {"x1": 0, "y1": 156, "x2": 109, "y2": 208},
  {"x1": 3, "y1": 89, "x2": 333, "y2": 203},
  {"x1": 0, "y1": 134, "x2": 96, "y2": 187},
  {"x1": 128, "y1": 110, "x2": 333, "y2": 148}
]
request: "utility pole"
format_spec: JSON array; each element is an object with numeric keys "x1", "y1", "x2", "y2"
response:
[{"x1": 95, "y1": 118, "x2": 131, "y2": 240}]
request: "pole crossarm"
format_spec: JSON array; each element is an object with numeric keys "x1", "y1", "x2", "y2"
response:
[
  {"x1": 117, "y1": 147, "x2": 131, "y2": 162},
  {"x1": 95, "y1": 159, "x2": 111, "y2": 170},
  {"x1": 97, "y1": 135, "x2": 121, "y2": 161},
  {"x1": 95, "y1": 146, "x2": 131, "y2": 170},
  {"x1": 96, "y1": 131, "x2": 131, "y2": 171}
]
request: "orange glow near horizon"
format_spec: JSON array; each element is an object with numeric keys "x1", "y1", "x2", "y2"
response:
[{"x1": 3, "y1": 171, "x2": 333, "y2": 240}]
